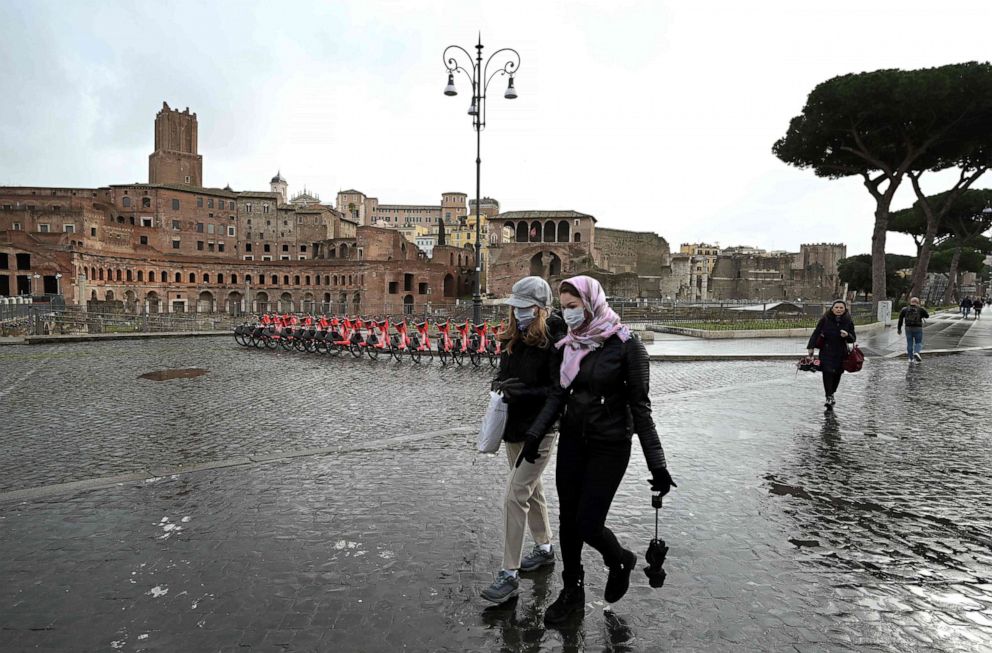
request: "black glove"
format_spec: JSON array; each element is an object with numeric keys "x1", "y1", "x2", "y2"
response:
[
  {"x1": 515, "y1": 435, "x2": 543, "y2": 468},
  {"x1": 648, "y1": 468, "x2": 676, "y2": 497},
  {"x1": 500, "y1": 379, "x2": 527, "y2": 403}
]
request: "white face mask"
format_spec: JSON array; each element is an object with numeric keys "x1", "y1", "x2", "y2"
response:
[
  {"x1": 514, "y1": 307, "x2": 536, "y2": 329},
  {"x1": 563, "y1": 306, "x2": 586, "y2": 330}
]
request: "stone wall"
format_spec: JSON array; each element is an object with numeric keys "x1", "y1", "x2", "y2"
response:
[{"x1": 593, "y1": 228, "x2": 671, "y2": 276}]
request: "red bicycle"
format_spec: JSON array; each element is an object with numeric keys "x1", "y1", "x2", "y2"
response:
[
  {"x1": 366, "y1": 318, "x2": 393, "y2": 361},
  {"x1": 390, "y1": 319, "x2": 415, "y2": 363},
  {"x1": 486, "y1": 320, "x2": 505, "y2": 368},
  {"x1": 453, "y1": 319, "x2": 473, "y2": 366},
  {"x1": 468, "y1": 321, "x2": 491, "y2": 367},
  {"x1": 435, "y1": 319, "x2": 457, "y2": 365},
  {"x1": 409, "y1": 320, "x2": 434, "y2": 364}
]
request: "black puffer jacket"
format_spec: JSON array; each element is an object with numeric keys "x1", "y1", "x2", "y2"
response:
[
  {"x1": 807, "y1": 313, "x2": 856, "y2": 373},
  {"x1": 494, "y1": 314, "x2": 568, "y2": 442},
  {"x1": 525, "y1": 334, "x2": 668, "y2": 471}
]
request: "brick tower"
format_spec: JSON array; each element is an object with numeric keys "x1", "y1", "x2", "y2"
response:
[{"x1": 148, "y1": 102, "x2": 203, "y2": 186}]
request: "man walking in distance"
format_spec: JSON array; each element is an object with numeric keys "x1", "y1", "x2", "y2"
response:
[{"x1": 897, "y1": 297, "x2": 929, "y2": 362}]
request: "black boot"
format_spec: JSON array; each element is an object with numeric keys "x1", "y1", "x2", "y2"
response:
[
  {"x1": 604, "y1": 549, "x2": 637, "y2": 603},
  {"x1": 544, "y1": 570, "x2": 585, "y2": 626}
]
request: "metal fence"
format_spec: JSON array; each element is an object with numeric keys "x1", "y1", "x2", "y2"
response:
[{"x1": 0, "y1": 298, "x2": 880, "y2": 337}]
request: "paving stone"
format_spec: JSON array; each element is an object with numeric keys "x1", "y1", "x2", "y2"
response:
[{"x1": 0, "y1": 339, "x2": 990, "y2": 650}]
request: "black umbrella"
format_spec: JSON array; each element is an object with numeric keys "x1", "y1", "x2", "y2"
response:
[{"x1": 644, "y1": 492, "x2": 669, "y2": 588}]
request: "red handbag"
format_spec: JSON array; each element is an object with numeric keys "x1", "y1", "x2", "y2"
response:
[{"x1": 843, "y1": 345, "x2": 864, "y2": 373}]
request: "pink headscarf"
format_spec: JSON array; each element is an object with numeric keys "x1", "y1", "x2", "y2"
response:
[{"x1": 555, "y1": 275, "x2": 631, "y2": 388}]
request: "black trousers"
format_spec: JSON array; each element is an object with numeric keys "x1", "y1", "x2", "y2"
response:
[
  {"x1": 556, "y1": 433, "x2": 631, "y2": 583},
  {"x1": 821, "y1": 368, "x2": 843, "y2": 397}
]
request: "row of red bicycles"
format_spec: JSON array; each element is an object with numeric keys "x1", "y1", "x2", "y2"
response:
[{"x1": 234, "y1": 313, "x2": 504, "y2": 366}]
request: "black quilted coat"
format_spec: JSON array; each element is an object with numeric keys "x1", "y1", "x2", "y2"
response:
[{"x1": 525, "y1": 335, "x2": 668, "y2": 471}]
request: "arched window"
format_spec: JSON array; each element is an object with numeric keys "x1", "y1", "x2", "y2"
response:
[
  {"x1": 324, "y1": 275, "x2": 330, "y2": 285},
  {"x1": 175, "y1": 272, "x2": 181, "y2": 283},
  {"x1": 543, "y1": 221, "x2": 555, "y2": 242},
  {"x1": 574, "y1": 232, "x2": 582, "y2": 243},
  {"x1": 305, "y1": 275, "x2": 311, "y2": 286},
  {"x1": 148, "y1": 270, "x2": 155, "y2": 282},
  {"x1": 126, "y1": 270, "x2": 133, "y2": 282},
  {"x1": 115, "y1": 269, "x2": 122, "y2": 282},
  {"x1": 189, "y1": 272, "x2": 196, "y2": 283},
  {"x1": 122, "y1": 196, "x2": 131, "y2": 208},
  {"x1": 203, "y1": 273, "x2": 210, "y2": 283},
  {"x1": 231, "y1": 274, "x2": 238, "y2": 285},
  {"x1": 98, "y1": 268, "x2": 104, "y2": 280},
  {"x1": 142, "y1": 197, "x2": 151, "y2": 208},
  {"x1": 333, "y1": 275, "x2": 338, "y2": 286},
  {"x1": 294, "y1": 275, "x2": 301, "y2": 285},
  {"x1": 557, "y1": 221, "x2": 570, "y2": 243},
  {"x1": 283, "y1": 275, "x2": 290, "y2": 285},
  {"x1": 161, "y1": 270, "x2": 166, "y2": 283},
  {"x1": 216, "y1": 273, "x2": 224, "y2": 284},
  {"x1": 245, "y1": 274, "x2": 251, "y2": 284},
  {"x1": 271, "y1": 275, "x2": 278, "y2": 285},
  {"x1": 137, "y1": 270, "x2": 143, "y2": 282}
]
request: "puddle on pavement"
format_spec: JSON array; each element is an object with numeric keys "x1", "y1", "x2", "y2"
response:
[{"x1": 138, "y1": 368, "x2": 209, "y2": 381}]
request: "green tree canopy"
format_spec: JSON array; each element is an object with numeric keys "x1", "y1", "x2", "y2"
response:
[
  {"x1": 773, "y1": 62, "x2": 992, "y2": 305},
  {"x1": 838, "y1": 253, "x2": 915, "y2": 300}
]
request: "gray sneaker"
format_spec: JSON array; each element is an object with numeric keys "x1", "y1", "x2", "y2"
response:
[
  {"x1": 913, "y1": 352, "x2": 923, "y2": 362},
  {"x1": 520, "y1": 545, "x2": 555, "y2": 572},
  {"x1": 481, "y1": 570, "x2": 519, "y2": 604}
]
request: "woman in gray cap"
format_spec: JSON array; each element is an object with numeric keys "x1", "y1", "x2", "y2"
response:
[{"x1": 481, "y1": 276, "x2": 568, "y2": 604}]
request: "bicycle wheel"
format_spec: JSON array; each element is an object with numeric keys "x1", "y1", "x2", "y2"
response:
[
  {"x1": 469, "y1": 350, "x2": 482, "y2": 367},
  {"x1": 367, "y1": 345, "x2": 379, "y2": 361},
  {"x1": 349, "y1": 343, "x2": 363, "y2": 358},
  {"x1": 390, "y1": 344, "x2": 402, "y2": 362},
  {"x1": 265, "y1": 336, "x2": 278, "y2": 350},
  {"x1": 281, "y1": 337, "x2": 294, "y2": 351},
  {"x1": 329, "y1": 342, "x2": 343, "y2": 356},
  {"x1": 409, "y1": 346, "x2": 422, "y2": 364},
  {"x1": 293, "y1": 337, "x2": 306, "y2": 352},
  {"x1": 437, "y1": 342, "x2": 449, "y2": 365},
  {"x1": 489, "y1": 350, "x2": 498, "y2": 368}
]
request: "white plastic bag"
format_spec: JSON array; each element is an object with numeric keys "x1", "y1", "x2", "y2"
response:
[{"x1": 477, "y1": 391, "x2": 508, "y2": 453}]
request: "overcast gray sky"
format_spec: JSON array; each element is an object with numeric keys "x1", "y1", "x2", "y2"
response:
[{"x1": 2, "y1": 0, "x2": 991, "y2": 256}]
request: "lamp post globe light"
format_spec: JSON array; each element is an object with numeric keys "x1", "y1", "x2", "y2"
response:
[{"x1": 442, "y1": 35, "x2": 520, "y2": 324}]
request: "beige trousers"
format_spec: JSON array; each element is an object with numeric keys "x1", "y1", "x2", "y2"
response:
[{"x1": 502, "y1": 433, "x2": 557, "y2": 571}]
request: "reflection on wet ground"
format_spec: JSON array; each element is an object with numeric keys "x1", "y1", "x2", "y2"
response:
[{"x1": 0, "y1": 339, "x2": 991, "y2": 650}]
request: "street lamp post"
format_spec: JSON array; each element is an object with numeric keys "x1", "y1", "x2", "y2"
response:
[
  {"x1": 55, "y1": 272, "x2": 62, "y2": 297},
  {"x1": 32, "y1": 273, "x2": 40, "y2": 297},
  {"x1": 442, "y1": 35, "x2": 520, "y2": 325}
]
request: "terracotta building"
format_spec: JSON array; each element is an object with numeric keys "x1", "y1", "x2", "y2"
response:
[{"x1": 0, "y1": 104, "x2": 472, "y2": 316}]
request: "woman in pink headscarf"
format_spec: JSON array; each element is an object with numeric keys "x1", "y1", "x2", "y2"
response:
[{"x1": 521, "y1": 275, "x2": 675, "y2": 626}]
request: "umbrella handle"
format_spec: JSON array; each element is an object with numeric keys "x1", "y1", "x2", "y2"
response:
[{"x1": 652, "y1": 491, "x2": 661, "y2": 540}]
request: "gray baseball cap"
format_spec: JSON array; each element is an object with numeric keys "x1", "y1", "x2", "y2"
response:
[{"x1": 504, "y1": 276, "x2": 552, "y2": 308}]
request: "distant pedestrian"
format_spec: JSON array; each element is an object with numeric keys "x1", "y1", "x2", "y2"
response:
[
  {"x1": 524, "y1": 275, "x2": 674, "y2": 625},
  {"x1": 973, "y1": 298, "x2": 984, "y2": 320},
  {"x1": 481, "y1": 277, "x2": 567, "y2": 605},
  {"x1": 807, "y1": 300, "x2": 857, "y2": 409},
  {"x1": 961, "y1": 297, "x2": 973, "y2": 319},
  {"x1": 897, "y1": 297, "x2": 929, "y2": 362}
]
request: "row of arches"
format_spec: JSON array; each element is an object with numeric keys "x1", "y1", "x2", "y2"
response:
[
  {"x1": 502, "y1": 220, "x2": 581, "y2": 244},
  {"x1": 83, "y1": 266, "x2": 367, "y2": 288}
]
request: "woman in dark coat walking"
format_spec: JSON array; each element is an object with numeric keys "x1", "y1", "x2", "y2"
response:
[{"x1": 807, "y1": 300, "x2": 856, "y2": 409}]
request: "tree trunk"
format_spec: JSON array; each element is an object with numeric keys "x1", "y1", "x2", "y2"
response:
[
  {"x1": 942, "y1": 247, "x2": 963, "y2": 304},
  {"x1": 871, "y1": 205, "x2": 889, "y2": 308},
  {"x1": 909, "y1": 217, "x2": 939, "y2": 298}
]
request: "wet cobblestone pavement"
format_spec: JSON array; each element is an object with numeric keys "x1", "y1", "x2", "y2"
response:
[{"x1": 2, "y1": 339, "x2": 992, "y2": 651}]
